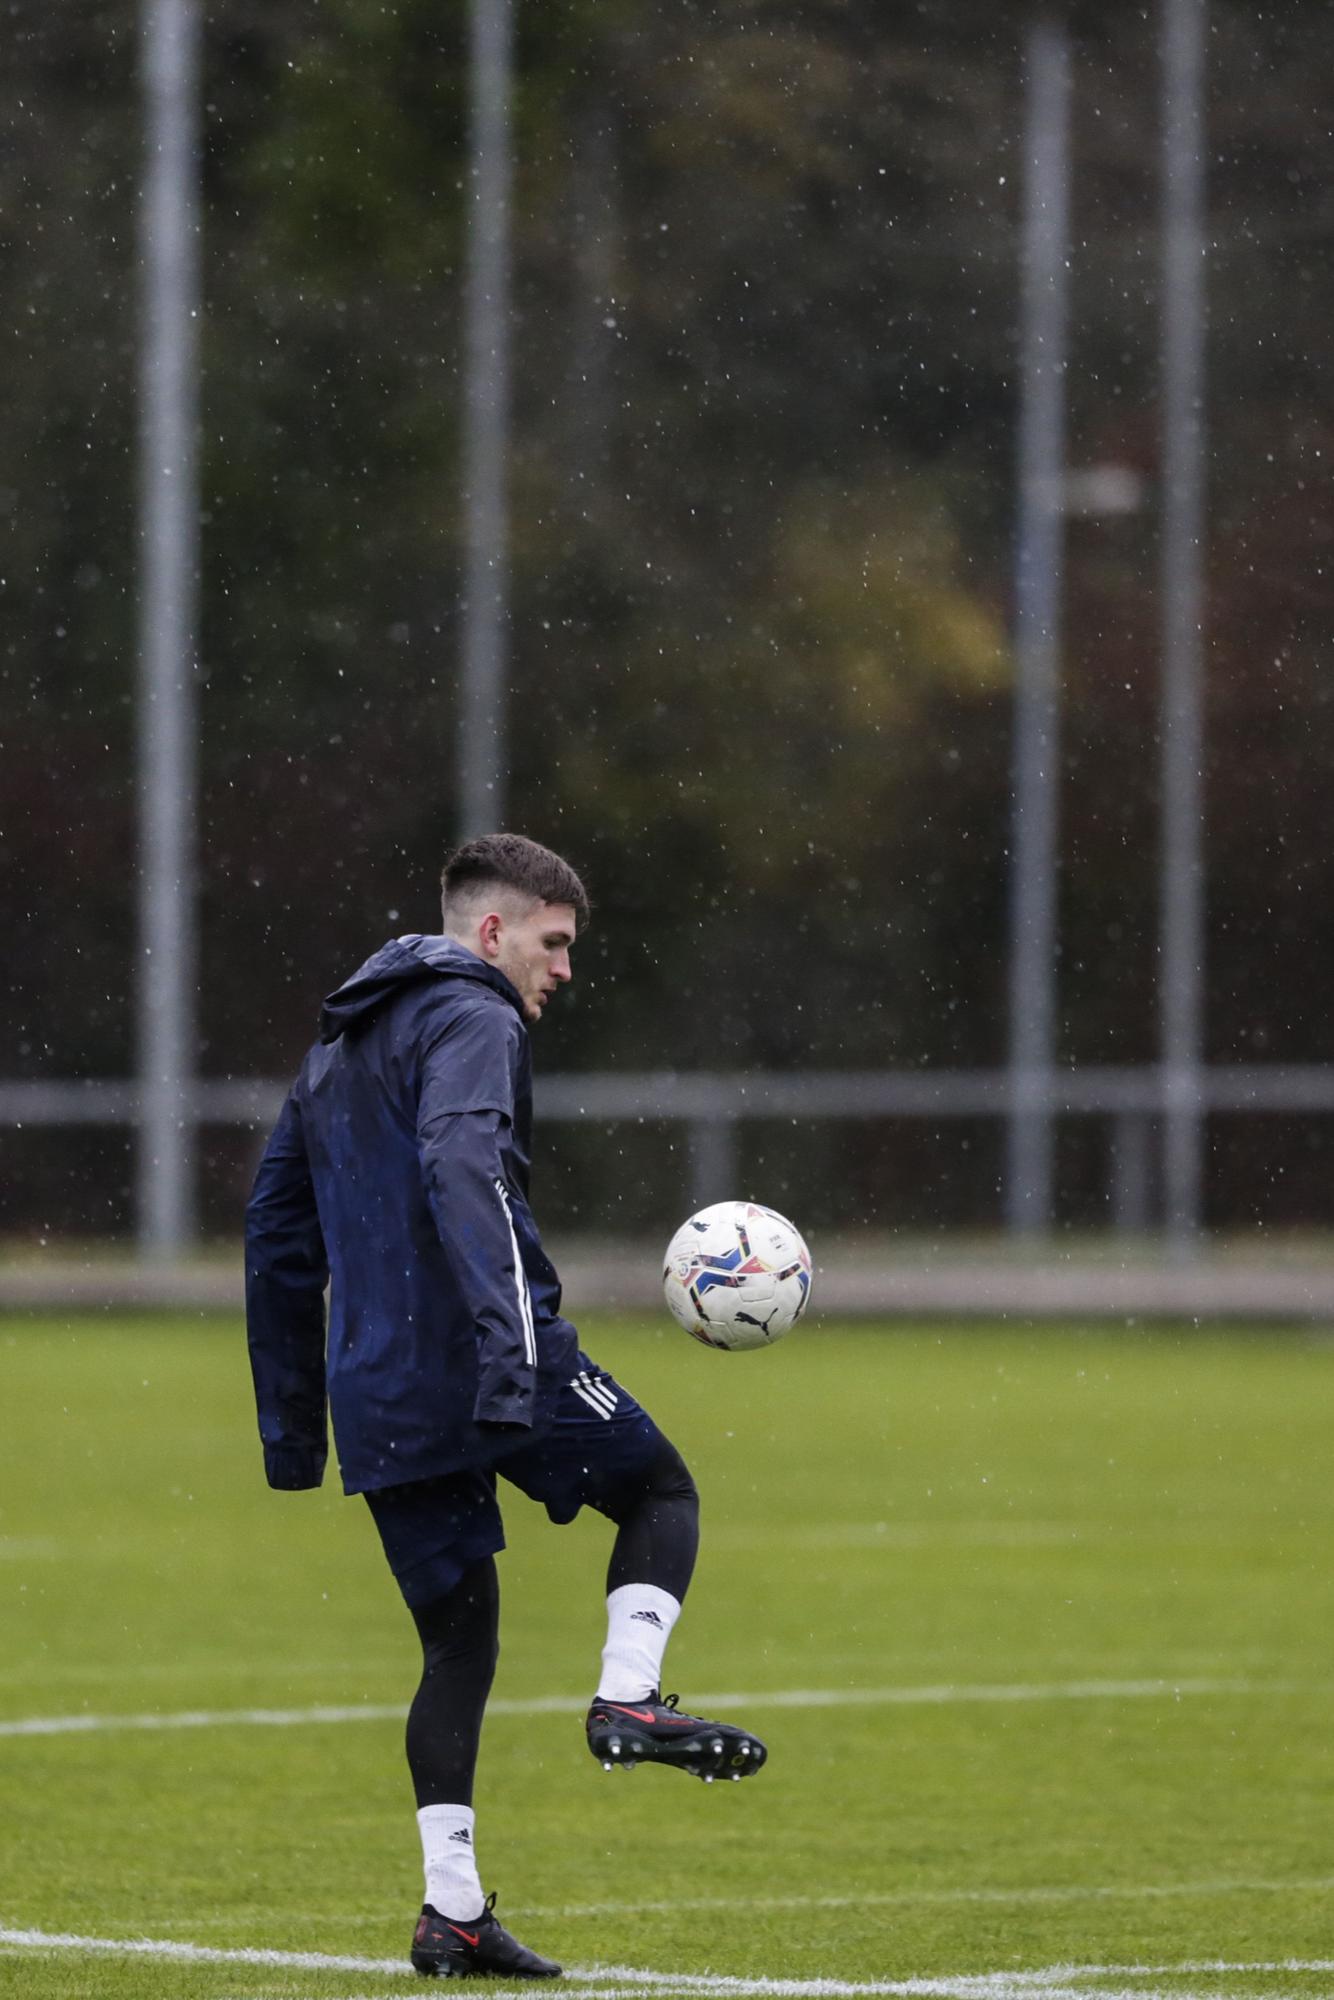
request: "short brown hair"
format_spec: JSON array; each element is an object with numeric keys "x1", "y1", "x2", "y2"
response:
[{"x1": 441, "y1": 833, "x2": 591, "y2": 931}]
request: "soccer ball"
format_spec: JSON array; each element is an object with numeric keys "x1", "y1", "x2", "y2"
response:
[{"x1": 662, "y1": 1201, "x2": 813, "y2": 1351}]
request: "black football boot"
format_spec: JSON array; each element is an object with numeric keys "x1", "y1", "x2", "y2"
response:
[
  {"x1": 410, "y1": 1893, "x2": 562, "y2": 1978},
  {"x1": 585, "y1": 1690, "x2": 768, "y2": 1782}
]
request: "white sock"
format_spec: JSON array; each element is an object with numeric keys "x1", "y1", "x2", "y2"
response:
[
  {"x1": 417, "y1": 1803, "x2": 485, "y2": 1920},
  {"x1": 596, "y1": 1583, "x2": 682, "y2": 1701}
]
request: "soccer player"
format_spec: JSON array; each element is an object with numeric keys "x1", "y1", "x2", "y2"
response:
[{"x1": 244, "y1": 833, "x2": 767, "y2": 1980}]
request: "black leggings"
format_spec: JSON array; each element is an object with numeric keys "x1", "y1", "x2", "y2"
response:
[
  {"x1": 601, "y1": 1432, "x2": 699, "y2": 1600},
  {"x1": 407, "y1": 1555, "x2": 499, "y2": 1810},
  {"x1": 406, "y1": 1436, "x2": 699, "y2": 1807}
]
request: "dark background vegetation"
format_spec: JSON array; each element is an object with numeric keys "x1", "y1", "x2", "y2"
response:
[{"x1": 2, "y1": 0, "x2": 1330, "y2": 1237}]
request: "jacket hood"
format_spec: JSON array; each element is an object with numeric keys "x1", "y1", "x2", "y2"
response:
[{"x1": 318, "y1": 934, "x2": 525, "y2": 1044}]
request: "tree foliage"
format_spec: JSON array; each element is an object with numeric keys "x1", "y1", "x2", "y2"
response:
[{"x1": 3, "y1": 0, "x2": 1331, "y2": 1231}]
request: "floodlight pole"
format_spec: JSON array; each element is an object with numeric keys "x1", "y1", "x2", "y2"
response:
[
  {"x1": 458, "y1": 0, "x2": 514, "y2": 840},
  {"x1": 136, "y1": 0, "x2": 201, "y2": 1258},
  {"x1": 1159, "y1": 0, "x2": 1209, "y2": 1251},
  {"x1": 1005, "y1": 15, "x2": 1071, "y2": 1235}
]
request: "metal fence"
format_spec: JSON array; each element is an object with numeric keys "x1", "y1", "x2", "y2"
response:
[
  {"x1": 108, "y1": 0, "x2": 1230, "y2": 1257},
  {"x1": 5, "y1": 1065, "x2": 1333, "y2": 1240}
]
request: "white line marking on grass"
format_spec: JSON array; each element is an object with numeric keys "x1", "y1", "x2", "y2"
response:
[
  {"x1": 3, "y1": 1928, "x2": 1333, "y2": 1999},
  {"x1": 0, "y1": 1676, "x2": 1316, "y2": 1740},
  {"x1": 554, "y1": 1963, "x2": 1334, "y2": 1995},
  {"x1": 557, "y1": 1988, "x2": 1304, "y2": 2000},
  {"x1": 558, "y1": 1982, "x2": 1327, "y2": 2000},
  {"x1": 0, "y1": 1924, "x2": 402, "y2": 1974},
  {"x1": 0, "y1": 1701, "x2": 410, "y2": 1737},
  {"x1": 551, "y1": 1967, "x2": 1334, "y2": 1999},
  {"x1": 211, "y1": 1990, "x2": 1322, "y2": 2000}
]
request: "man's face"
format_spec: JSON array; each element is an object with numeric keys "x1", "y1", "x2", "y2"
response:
[{"x1": 491, "y1": 899, "x2": 577, "y2": 1024}]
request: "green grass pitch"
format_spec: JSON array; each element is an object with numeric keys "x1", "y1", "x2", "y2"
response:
[{"x1": 2, "y1": 1312, "x2": 1333, "y2": 1999}]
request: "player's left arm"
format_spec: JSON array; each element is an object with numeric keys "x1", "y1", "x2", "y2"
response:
[{"x1": 244, "y1": 1089, "x2": 330, "y2": 1490}]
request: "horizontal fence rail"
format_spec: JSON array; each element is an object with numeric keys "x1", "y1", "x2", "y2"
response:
[
  {"x1": 6, "y1": 1066, "x2": 1334, "y2": 1127},
  {"x1": 5, "y1": 1067, "x2": 1334, "y2": 1268},
  {"x1": 2, "y1": 1072, "x2": 1334, "y2": 1224},
  {"x1": 7, "y1": 1066, "x2": 1334, "y2": 1233}
]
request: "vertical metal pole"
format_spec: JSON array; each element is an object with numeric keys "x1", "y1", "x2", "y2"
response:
[
  {"x1": 1110, "y1": 1110, "x2": 1153, "y2": 1234},
  {"x1": 688, "y1": 1117, "x2": 741, "y2": 1214},
  {"x1": 137, "y1": 0, "x2": 200, "y2": 1258},
  {"x1": 1159, "y1": 0, "x2": 1208, "y2": 1250},
  {"x1": 1006, "y1": 16, "x2": 1071, "y2": 1235},
  {"x1": 458, "y1": 0, "x2": 514, "y2": 840}
]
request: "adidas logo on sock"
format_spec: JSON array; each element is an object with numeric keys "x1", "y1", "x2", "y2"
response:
[
  {"x1": 448, "y1": 1828, "x2": 473, "y2": 1845},
  {"x1": 630, "y1": 1609, "x2": 665, "y2": 1628}
]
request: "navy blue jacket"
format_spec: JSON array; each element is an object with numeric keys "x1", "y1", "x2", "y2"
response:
[{"x1": 244, "y1": 934, "x2": 580, "y2": 1495}]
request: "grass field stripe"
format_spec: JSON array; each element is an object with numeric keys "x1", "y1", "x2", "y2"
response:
[
  {"x1": 513, "y1": 1872, "x2": 1334, "y2": 1918},
  {"x1": 0, "y1": 1675, "x2": 1309, "y2": 1739},
  {"x1": 686, "y1": 1678, "x2": 1296, "y2": 1710},
  {"x1": 175, "y1": 1873, "x2": 1334, "y2": 1928}
]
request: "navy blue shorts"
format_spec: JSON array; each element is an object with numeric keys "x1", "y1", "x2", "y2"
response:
[{"x1": 365, "y1": 1356, "x2": 665, "y2": 1607}]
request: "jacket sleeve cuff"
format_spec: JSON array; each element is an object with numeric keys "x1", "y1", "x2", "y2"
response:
[
  {"x1": 473, "y1": 1383, "x2": 535, "y2": 1428},
  {"x1": 263, "y1": 1440, "x2": 327, "y2": 1490}
]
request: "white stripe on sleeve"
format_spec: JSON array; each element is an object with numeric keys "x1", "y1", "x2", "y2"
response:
[{"x1": 493, "y1": 1180, "x2": 537, "y2": 1368}]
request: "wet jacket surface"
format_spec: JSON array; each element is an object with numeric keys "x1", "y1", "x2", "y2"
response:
[{"x1": 244, "y1": 934, "x2": 580, "y2": 1494}]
